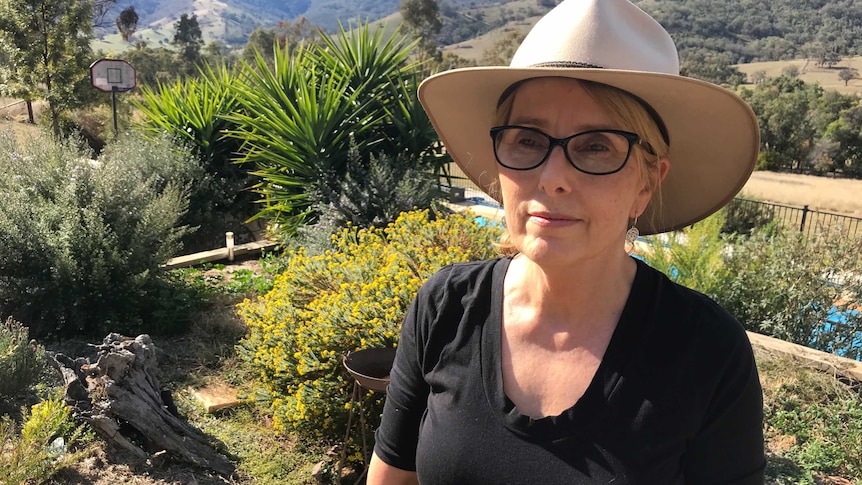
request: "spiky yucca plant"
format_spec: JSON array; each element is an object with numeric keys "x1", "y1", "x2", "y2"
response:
[{"x1": 228, "y1": 22, "x2": 450, "y2": 234}]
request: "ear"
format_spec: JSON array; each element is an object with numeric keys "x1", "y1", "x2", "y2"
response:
[{"x1": 632, "y1": 157, "x2": 670, "y2": 218}]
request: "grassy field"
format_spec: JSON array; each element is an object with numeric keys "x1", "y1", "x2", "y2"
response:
[
  {"x1": 735, "y1": 57, "x2": 862, "y2": 95},
  {"x1": 741, "y1": 171, "x2": 862, "y2": 216}
]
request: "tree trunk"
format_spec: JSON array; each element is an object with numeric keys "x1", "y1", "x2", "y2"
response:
[{"x1": 51, "y1": 333, "x2": 235, "y2": 477}]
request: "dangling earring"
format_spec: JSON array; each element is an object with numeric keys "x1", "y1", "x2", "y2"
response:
[{"x1": 625, "y1": 217, "x2": 639, "y2": 255}]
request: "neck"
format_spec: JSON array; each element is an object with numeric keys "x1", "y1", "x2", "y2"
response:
[{"x1": 505, "y1": 252, "x2": 637, "y2": 333}]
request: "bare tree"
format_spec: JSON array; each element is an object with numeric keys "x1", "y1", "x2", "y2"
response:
[{"x1": 93, "y1": 0, "x2": 116, "y2": 28}]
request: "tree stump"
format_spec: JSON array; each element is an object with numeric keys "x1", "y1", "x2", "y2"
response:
[{"x1": 52, "y1": 333, "x2": 235, "y2": 477}]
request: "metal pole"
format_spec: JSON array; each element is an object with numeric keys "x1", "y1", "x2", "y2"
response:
[{"x1": 112, "y1": 87, "x2": 119, "y2": 138}]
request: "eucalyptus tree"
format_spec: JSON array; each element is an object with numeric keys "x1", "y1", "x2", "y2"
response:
[{"x1": 0, "y1": 0, "x2": 95, "y2": 136}]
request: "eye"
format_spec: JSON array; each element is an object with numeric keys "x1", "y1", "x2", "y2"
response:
[
  {"x1": 512, "y1": 129, "x2": 548, "y2": 150},
  {"x1": 570, "y1": 132, "x2": 625, "y2": 155}
]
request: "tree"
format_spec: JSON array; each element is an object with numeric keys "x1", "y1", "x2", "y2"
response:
[
  {"x1": 173, "y1": 13, "x2": 203, "y2": 73},
  {"x1": 124, "y1": 42, "x2": 182, "y2": 87},
  {"x1": 838, "y1": 67, "x2": 857, "y2": 86},
  {"x1": 400, "y1": 0, "x2": 442, "y2": 57},
  {"x1": 243, "y1": 27, "x2": 277, "y2": 67},
  {"x1": 242, "y1": 19, "x2": 319, "y2": 70},
  {"x1": 116, "y1": 6, "x2": 138, "y2": 42},
  {"x1": 740, "y1": 76, "x2": 821, "y2": 172},
  {"x1": 750, "y1": 70, "x2": 769, "y2": 84},
  {"x1": 824, "y1": 107, "x2": 862, "y2": 178},
  {"x1": 480, "y1": 30, "x2": 526, "y2": 66},
  {"x1": 782, "y1": 65, "x2": 800, "y2": 78},
  {"x1": 0, "y1": 0, "x2": 95, "y2": 137},
  {"x1": 679, "y1": 50, "x2": 745, "y2": 87}
]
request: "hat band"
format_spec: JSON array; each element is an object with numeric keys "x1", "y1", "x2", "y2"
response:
[{"x1": 531, "y1": 61, "x2": 604, "y2": 69}]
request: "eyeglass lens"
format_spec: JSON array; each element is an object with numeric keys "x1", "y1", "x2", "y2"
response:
[{"x1": 493, "y1": 127, "x2": 634, "y2": 174}]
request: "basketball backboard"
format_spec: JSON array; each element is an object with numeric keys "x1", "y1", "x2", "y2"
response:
[{"x1": 90, "y1": 59, "x2": 136, "y2": 92}]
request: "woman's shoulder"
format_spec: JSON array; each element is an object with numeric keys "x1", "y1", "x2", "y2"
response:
[
  {"x1": 633, "y1": 259, "x2": 752, "y2": 357},
  {"x1": 419, "y1": 257, "x2": 510, "y2": 297}
]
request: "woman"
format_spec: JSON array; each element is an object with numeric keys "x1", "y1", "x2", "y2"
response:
[{"x1": 368, "y1": 0, "x2": 765, "y2": 483}]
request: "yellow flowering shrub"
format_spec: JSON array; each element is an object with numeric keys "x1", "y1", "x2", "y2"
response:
[{"x1": 237, "y1": 209, "x2": 501, "y2": 441}]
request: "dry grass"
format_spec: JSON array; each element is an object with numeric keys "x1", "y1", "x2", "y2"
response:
[
  {"x1": 736, "y1": 57, "x2": 862, "y2": 95},
  {"x1": 740, "y1": 171, "x2": 862, "y2": 216}
]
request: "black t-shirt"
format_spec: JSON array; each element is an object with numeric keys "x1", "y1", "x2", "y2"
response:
[{"x1": 374, "y1": 257, "x2": 765, "y2": 484}]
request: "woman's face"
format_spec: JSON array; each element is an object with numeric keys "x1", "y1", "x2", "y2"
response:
[{"x1": 498, "y1": 77, "x2": 666, "y2": 268}]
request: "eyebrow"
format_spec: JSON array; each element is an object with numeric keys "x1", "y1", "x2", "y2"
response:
[{"x1": 506, "y1": 117, "x2": 616, "y2": 133}]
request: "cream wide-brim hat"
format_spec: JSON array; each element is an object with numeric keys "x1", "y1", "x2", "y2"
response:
[{"x1": 418, "y1": 0, "x2": 759, "y2": 235}]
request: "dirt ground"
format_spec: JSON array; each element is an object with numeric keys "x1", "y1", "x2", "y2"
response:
[{"x1": 35, "y1": 261, "x2": 264, "y2": 485}]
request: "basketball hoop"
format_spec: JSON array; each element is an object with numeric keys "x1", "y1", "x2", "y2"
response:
[
  {"x1": 90, "y1": 59, "x2": 136, "y2": 92},
  {"x1": 90, "y1": 59, "x2": 136, "y2": 137}
]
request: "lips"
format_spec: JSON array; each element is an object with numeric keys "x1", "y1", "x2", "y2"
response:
[{"x1": 528, "y1": 211, "x2": 581, "y2": 225}]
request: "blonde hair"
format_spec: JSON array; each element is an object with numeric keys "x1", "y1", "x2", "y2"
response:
[{"x1": 493, "y1": 78, "x2": 669, "y2": 255}]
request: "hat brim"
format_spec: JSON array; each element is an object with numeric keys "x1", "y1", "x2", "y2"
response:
[{"x1": 418, "y1": 67, "x2": 759, "y2": 235}]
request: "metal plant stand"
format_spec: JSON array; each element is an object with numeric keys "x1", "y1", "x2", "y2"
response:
[{"x1": 338, "y1": 347, "x2": 397, "y2": 485}]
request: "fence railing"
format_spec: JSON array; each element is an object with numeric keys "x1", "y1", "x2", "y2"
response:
[{"x1": 726, "y1": 198, "x2": 862, "y2": 239}]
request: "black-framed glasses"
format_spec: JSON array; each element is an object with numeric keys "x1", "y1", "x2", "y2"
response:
[{"x1": 490, "y1": 125, "x2": 650, "y2": 175}]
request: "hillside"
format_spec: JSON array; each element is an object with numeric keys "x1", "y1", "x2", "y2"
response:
[
  {"x1": 94, "y1": 0, "x2": 402, "y2": 52},
  {"x1": 95, "y1": 0, "x2": 862, "y2": 63}
]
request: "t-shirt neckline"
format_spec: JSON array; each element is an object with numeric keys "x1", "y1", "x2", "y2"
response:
[{"x1": 480, "y1": 256, "x2": 648, "y2": 441}]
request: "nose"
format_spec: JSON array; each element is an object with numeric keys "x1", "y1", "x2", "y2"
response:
[{"x1": 538, "y1": 144, "x2": 573, "y2": 195}]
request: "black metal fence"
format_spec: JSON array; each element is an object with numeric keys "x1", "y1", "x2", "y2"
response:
[{"x1": 726, "y1": 198, "x2": 862, "y2": 239}]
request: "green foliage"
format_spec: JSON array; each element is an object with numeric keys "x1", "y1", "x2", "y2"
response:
[
  {"x1": 641, "y1": 0, "x2": 862, "y2": 63},
  {"x1": 722, "y1": 198, "x2": 778, "y2": 236},
  {"x1": 0, "y1": 317, "x2": 46, "y2": 399},
  {"x1": 173, "y1": 13, "x2": 204, "y2": 72},
  {"x1": 116, "y1": 6, "x2": 139, "y2": 42},
  {"x1": 739, "y1": 76, "x2": 862, "y2": 176},
  {"x1": 715, "y1": 229, "x2": 862, "y2": 358},
  {"x1": 400, "y1": 0, "x2": 443, "y2": 56},
  {"x1": 679, "y1": 49, "x2": 746, "y2": 87},
  {"x1": 641, "y1": 211, "x2": 730, "y2": 300},
  {"x1": 123, "y1": 42, "x2": 183, "y2": 87},
  {"x1": 229, "y1": 21, "x2": 448, "y2": 234},
  {"x1": 136, "y1": 63, "x2": 255, "y2": 251},
  {"x1": 0, "y1": 395, "x2": 90, "y2": 484},
  {"x1": 823, "y1": 106, "x2": 862, "y2": 178},
  {"x1": 325, "y1": 147, "x2": 441, "y2": 228},
  {"x1": 0, "y1": 130, "x2": 197, "y2": 338},
  {"x1": 0, "y1": 0, "x2": 95, "y2": 136},
  {"x1": 236, "y1": 210, "x2": 501, "y2": 444},
  {"x1": 761, "y1": 357, "x2": 862, "y2": 482},
  {"x1": 642, "y1": 211, "x2": 862, "y2": 359}
]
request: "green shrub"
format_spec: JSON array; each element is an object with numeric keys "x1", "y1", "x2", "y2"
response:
[
  {"x1": 641, "y1": 210, "x2": 730, "y2": 299},
  {"x1": 0, "y1": 130, "x2": 196, "y2": 338},
  {"x1": 715, "y1": 229, "x2": 862, "y2": 357},
  {"x1": 236, "y1": 210, "x2": 500, "y2": 444},
  {"x1": 642, "y1": 211, "x2": 862, "y2": 359},
  {"x1": 722, "y1": 198, "x2": 779, "y2": 236},
  {"x1": 760, "y1": 356, "x2": 862, "y2": 482},
  {"x1": 136, "y1": 64, "x2": 255, "y2": 252},
  {"x1": 0, "y1": 317, "x2": 46, "y2": 399},
  {"x1": 0, "y1": 395, "x2": 90, "y2": 484},
  {"x1": 322, "y1": 148, "x2": 441, "y2": 229}
]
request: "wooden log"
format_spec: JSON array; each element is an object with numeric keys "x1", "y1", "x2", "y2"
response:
[{"x1": 52, "y1": 333, "x2": 235, "y2": 476}]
